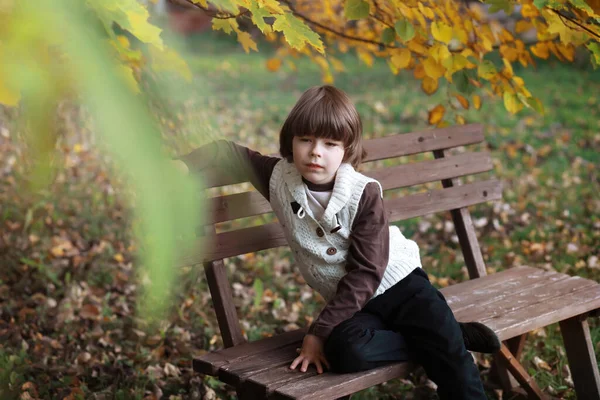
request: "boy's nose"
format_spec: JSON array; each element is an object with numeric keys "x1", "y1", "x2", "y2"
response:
[{"x1": 310, "y1": 143, "x2": 322, "y2": 156}]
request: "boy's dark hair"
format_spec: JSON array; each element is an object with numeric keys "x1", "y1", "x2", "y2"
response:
[{"x1": 279, "y1": 85, "x2": 367, "y2": 168}]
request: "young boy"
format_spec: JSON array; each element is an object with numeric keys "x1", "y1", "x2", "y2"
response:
[{"x1": 176, "y1": 85, "x2": 499, "y2": 399}]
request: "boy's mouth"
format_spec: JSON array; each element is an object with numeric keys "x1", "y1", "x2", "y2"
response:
[{"x1": 306, "y1": 163, "x2": 323, "y2": 169}]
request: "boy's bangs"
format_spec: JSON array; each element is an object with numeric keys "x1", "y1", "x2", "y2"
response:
[{"x1": 293, "y1": 101, "x2": 351, "y2": 144}]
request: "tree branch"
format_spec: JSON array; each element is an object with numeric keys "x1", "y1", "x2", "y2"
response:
[
  {"x1": 552, "y1": 8, "x2": 600, "y2": 40},
  {"x1": 279, "y1": 0, "x2": 398, "y2": 49}
]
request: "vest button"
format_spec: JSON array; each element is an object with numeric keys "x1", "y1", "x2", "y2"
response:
[
  {"x1": 316, "y1": 227, "x2": 324, "y2": 237},
  {"x1": 326, "y1": 247, "x2": 337, "y2": 255}
]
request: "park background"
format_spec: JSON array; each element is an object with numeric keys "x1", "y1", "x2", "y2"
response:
[{"x1": 1, "y1": 2, "x2": 599, "y2": 399}]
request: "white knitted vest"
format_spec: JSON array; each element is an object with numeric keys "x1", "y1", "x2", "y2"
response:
[{"x1": 269, "y1": 160, "x2": 422, "y2": 302}]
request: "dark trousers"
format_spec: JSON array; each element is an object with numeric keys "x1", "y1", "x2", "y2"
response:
[{"x1": 323, "y1": 268, "x2": 487, "y2": 399}]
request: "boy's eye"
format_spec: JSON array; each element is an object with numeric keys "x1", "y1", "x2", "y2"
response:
[
  {"x1": 299, "y1": 137, "x2": 311, "y2": 142},
  {"x1": 326, "y1": 142, "x2": 339, "y2": 147}
]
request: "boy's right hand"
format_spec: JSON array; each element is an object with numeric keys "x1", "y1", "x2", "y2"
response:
[{"x1": 289, "y1": 334, "x2": 330, "y2": 374}]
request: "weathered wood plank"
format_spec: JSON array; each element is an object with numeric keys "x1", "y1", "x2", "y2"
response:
[
  {"x1": 482, "y1": 279, "x2": 600, "y2": 340},
  {"x1": 457, "y1": 275, "x2": 599, "y2": 324},
  {"x1": 434, "y1": 148, "x2": 488, "y2": 279},
  {"x1": 205, "y1": 150, "x2": 493, "y2": 224},
  {"x1": 219, "y1": 343, "x2": 301, "y2": 386},
  {"x1": 363, "y1": 124, "x2": 484, "y2": 162},
  {"x1": 271, "y1": 362, "x2": 413, "y2": 400},
  {"x1": 193, "y1": 329, "x2": 306, "y2": 376},
  {"x1": 447, "y1": 270, "x2": 569, "y2": 316},
  {"x1": 243, "y1": 365, "x2": 321, "y2": 398},
  {"x1": 181, "y1": 179, "x2": 502, "y2": 265},
  {"x1": 495, "y1": 344, "x2": 546, "y2": 399},
  {"x1": 202, "y1": 124, "x2": 484, "y2": 188},
  {"x1": 559, "y1": 316, "x2": 600, "y2": 399},
  {"x1": 202, "y1": 225, "x2": 245, "y2": 351}
]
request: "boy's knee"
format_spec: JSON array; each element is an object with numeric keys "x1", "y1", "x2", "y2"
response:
[{"x1": 325, "y1": 334, "x2": 373, "y2": 373}]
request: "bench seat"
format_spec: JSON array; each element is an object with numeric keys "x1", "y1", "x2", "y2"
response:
[{"x1": 193, "y1": 266, "x2": 600, "y2": 399}]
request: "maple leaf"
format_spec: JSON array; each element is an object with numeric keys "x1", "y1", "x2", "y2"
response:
[
  {"x1": 272, "y1": 13, "x2": 324, "y2": 54},
  {"x1": 237, "y1": 31, "x2": 258, "y2": 53},
  {"x1": 249, "y1": 3, "x2": 272, "y2": 33}
]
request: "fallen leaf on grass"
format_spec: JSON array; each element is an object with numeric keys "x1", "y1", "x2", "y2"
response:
[{"x1": 533, "y1": 356, "x2": 552, "y2": 371}]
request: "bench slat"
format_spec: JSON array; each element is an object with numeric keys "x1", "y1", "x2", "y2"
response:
[
  {"x1": 181, "y1": 179, "x2": 502, "y2": 265},
  {"x1": 458, "y1": 275, "x2": 598, "y2": 324},
  {"x1": 475, "y1": 277, "x2": 600, "y2": 339},
  {"x1": 206, "y1": 150, "x2": 493, "y2": 224},
  {"x1": 271, "y1": 363, "x2": 413, "y2": 400},
  {"x1": 219, "y1": 343, "x2": 301, "y2": 386},
  {"x1": 193, "y1": 328, "x2": 306, "y2": 376},
  {"x1": 202, "y1": 124, "x2": 484, "y2": 188},
  {"x1": 448, "y1": 269, "x2": 568, "y2": 315}
]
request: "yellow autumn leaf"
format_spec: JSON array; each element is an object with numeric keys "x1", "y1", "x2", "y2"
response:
[
  {"x1": 515, "y1": 20, "x2": 534, "y2": 34},
  {"x1": 431, "y1": 43, "x2": 451, "y2": 63},
  {"x1": 127, "y1": 10, "x2": 163, "y2": 49},
  {"x1": 455, "y1": 94, "x2": 469, "y2": 109},
  {"x1": 391, "y1": 48, "x2": 412, "y2": 69},
  {"x1": 422, "y1": 76, "x2": 439, "y2": 94},
  {"x1": 455, "y1": 115, "x2": 466, "y2": 125},
  {"x1": 454, "y1": 27, "x2": 468, "y2": 44},
  {"x1": 521, "y1": 4, "x2": 539, "y2": 18},
  {"x1": 473, "y1": 94, "x2": 482, "y2": 110},
  {"x1": 266, "y1": 58, "x2": 282, "y2": 72},
  {"x1": 414, "y1": 63, "x2": 426, "y2": 79},
  {"x1": 423, "y1": 57, "x2": 446, "y2": 80},
  {"x1": 502, "y1": 58, "x2": 514, "y2": 78},
  {"x1": 431, "y1": 21, "x2": 453, "y2": 44},
  {"x1": 428, "y1": 104, "x2": 445, "y2": 125},
  {"x1": 530, "y1": 42, "x2": 550, "y2": 59},
  {"x1": 557, "y1": 43, "x2": 575, "y2": 61},
  {"x1": 237, "y1": 31, "x2": 258, "y2": 53},
  {"x1": 357, "y1": 49, "x2": 374, "y2": 67},
  {"x1": 503, "y1": 92, "x2": 523, "y2": 114},
  {"x1": 418, "y1": 2, "x2": 435, "y2": 19}
]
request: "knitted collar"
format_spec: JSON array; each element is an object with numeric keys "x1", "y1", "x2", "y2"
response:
[{"x1": 281, "y1": 161, "x2": 356, "y2": 224}]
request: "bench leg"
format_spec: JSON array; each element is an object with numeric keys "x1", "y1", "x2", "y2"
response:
[
  {"x1": 495, "y1": 343, "x2": 546, "y2": 399},
  {"x1": 491, "y1": 335, "x2": 529, "y2": 395},
  {"x1": 559, "y1": 315, "x2": 600, "y2": 400}
]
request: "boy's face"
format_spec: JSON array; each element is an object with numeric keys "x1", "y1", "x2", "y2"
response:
[{"x1": 292, "y1": 135, "x2": 345, "y2": 185}]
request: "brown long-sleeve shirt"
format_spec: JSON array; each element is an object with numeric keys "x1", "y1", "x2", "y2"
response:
[{"x1": 179, "y1": 140, "x2": 389, "y2": 340}]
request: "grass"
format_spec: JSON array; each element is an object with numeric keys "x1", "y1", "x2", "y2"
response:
[{"x1": 1, "y1": 29, "x2": 599, "y2": 399}]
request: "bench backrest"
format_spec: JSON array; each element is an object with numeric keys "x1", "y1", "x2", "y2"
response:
[{"x1": 181, "y1": 123, "x2": 502, "y2": 348}]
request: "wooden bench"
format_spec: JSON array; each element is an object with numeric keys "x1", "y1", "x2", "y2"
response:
[{"x1": 182, "y1": 124, "x2": 600, "y2": 399}]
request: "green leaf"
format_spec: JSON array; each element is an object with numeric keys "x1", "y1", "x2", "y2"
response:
[
  {"x1": 344, "y1": 0, "x2": 370, "y2": 20},
  {"x1": 453, "y1": 70, "x2": 476, "y2": 95},
  {"x1": 273, "y1": 13, "x2": 324, "y2": 53},
  {"x1": 253, "y1": 278, "x2": 264, "y2": 308},
  {"x1": 89, "y1": 0, "x2": 164, "y2": 49},
  {"x1": 533, "y1": 0, "x2": 549, "y2": 9},
  {"x1": 587, "y1": 42, "x2": 600, "y2": 69},
  {"x1": 517, "y1": 93, "x2": 545, "y2": 114},
  {"x1": 381, "y1": 28, "x2": 396, "y2": 44},
  {"x1": 249, "y1": 3, "x2": 272, "y2": 33},
  {"x1": 485, "y1": 0, "x2": 512, "y2": 13},
  {"x1": 394, "y1": 19, "x2": 415, "y2": 42},
  {"x1": 477, "y1": 60, "x2": 497, "y2": 80}
]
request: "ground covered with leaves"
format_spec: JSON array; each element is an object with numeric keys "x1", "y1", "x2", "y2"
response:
[{"x1": 1, "y1": 33, "x2": 599, "y2": 399}]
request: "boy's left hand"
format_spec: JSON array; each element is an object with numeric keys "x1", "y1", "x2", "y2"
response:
[{"x1": 289, "y1": 334, "x2": 330, "y2": 374}]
